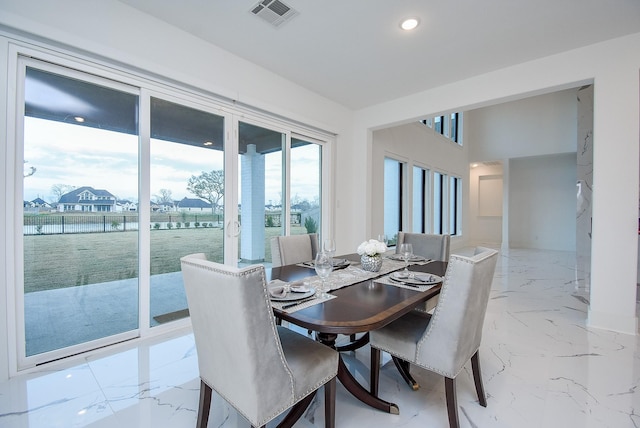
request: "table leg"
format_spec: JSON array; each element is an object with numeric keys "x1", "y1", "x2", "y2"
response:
[
  {"x1": 335, "y1": 332, "x2": 369, "y2": 352},
  {"x1": 317, "y1": 332, "x2": 399, "y2": 415}
]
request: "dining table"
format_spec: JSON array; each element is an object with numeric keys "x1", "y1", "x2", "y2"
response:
[{"x1": 268, "y1": 253, "x2": 447, "y2": 415}]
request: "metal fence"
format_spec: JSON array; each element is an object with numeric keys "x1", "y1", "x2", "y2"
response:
[{"x1": 23, "y1": 212, "x2": 303, "y2": 235}]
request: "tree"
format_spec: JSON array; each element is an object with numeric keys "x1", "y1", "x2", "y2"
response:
[
  {"x1": 154, "y1": 188, "x2": 173, "y2": 205},
  {"x1": 50, "y1": 184, "x2": 76, "y2": 203},
  {"x1": 187, "y1": 170, "x2": 224, "y2": 214},
  {"x1": 24, "y1": 161, "x2": 36, "y2": 178}
]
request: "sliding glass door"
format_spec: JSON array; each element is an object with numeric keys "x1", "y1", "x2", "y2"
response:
[
  {"x1": 237, "y1": 120, "x2": 285, "y2": 265},
  {"x1": 290, "y1": 136, "x2": 322, "y2": 238},
  {"x1": 236, "y1": 123, "x2": 324, "y2": 266},
  {"x1": 20, "y1": 60, "x2": 140, "y2": 363},
  {"x1": 149, "y1": 97, "x2": 227, "y2": 325},
  {"x1": 12, "y1": 51, "x2": 332, "y2": 370}
]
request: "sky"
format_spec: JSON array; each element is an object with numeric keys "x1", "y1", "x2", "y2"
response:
[{"x1": 23, "y1": 117, "x2": 320, "y2": 205}]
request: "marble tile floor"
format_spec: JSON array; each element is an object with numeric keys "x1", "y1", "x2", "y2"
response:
[{"x1": 1, "y1": 248, "x2": 639, "y2": 428}]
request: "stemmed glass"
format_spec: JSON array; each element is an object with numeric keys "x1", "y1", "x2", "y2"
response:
[
  {"x1": 399, "y1": 243, "x2": 413, "y2": 275},
  {"x1": 377, "y1": 234, "x2": 388, "y2": 245},
  {"x1": 323, "y1": 238, "x2": 336, "y2": 264},
  {"x1": 314, "y1": 252, "x2": 333, "y2": 299}
]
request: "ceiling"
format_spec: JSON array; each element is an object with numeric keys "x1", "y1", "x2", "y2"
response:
[{"x1": 116, "y1": 0, "x2": 640, "y2": 110}]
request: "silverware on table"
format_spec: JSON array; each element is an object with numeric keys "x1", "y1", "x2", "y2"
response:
[
  {"x1": 282, "y1": 296, "x2": 317, "y2": 309},
  {"x1": 388, "y1": 277, "x2": 421, "y2": 288}
]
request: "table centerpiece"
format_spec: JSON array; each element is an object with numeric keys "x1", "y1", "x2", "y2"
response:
[{"x1": 357, "y1": 238, "x2": 387, "y2": 272}]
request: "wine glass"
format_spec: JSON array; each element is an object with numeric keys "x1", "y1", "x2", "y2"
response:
[
  {"x1": 377, "y1": 234, "x2": 388, "y2": 246},
  {"x1": 323, "y1": 238, "x2": 336, "y2": 263},
  {"x1": 314, "y1": 252, "x2": 333, "y2": 298},
  {"x1": 399, "y1": 243, "x2": 413, "y2": 274}
]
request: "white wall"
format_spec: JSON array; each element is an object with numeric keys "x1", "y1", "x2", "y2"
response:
[
  {"x1": 509, "y1": 154, "x2": 577, "y2": 250},
  {"x1": 468, "y1": 163, "x2": 504, "y2": 246},
  {"x1": 353, "y1": 33, "x2": 640, "y2": 335},
  {"x1": 466, "y1": 89, "x2": 578, "y2": 162},
  {"x1": 376, "y1": 89, "x2": 579, "y2": 250},
  {"x1": 464, "y1": 89, "x2": 579, "y2": 249}
]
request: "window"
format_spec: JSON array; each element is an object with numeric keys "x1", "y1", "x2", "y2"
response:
[
  {"x1": 382, "y1": 160, "x2": 461, "y2": 244},
  {"x1": 419, "y1": 112, "x2": 462, "y2": 145},
  {"x1": 450, "y1": 113, "x2": 459, "y2": 143},
  {"x1": 149, "y1": 97, "x2": 226, "y2": 326},
  {"x1": 13, "y1": 52, "x2": 332, "y2": 369},
  {"x1": 384, "y1": 158, "x2": 403, "y2": 245},
  {"x1": 449, "y1": 176, "x2": 462, "y2": 235},
  {"x1": 412, "y1": 166, "x2": 429, "y2": 233},
  {"x1": 434, "y1": 116, "x2": 444, "y2": 134},
  {"x1": 433, "y1": 172, "x2": 445, "y2": 234},
  {"x1": 21, "y1": 62, "x2": 140, "y2": 360}
]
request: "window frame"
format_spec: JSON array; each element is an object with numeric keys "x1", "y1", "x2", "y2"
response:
[{"x1": 6, "y1": 41, "x2": 335, "y2": 372}]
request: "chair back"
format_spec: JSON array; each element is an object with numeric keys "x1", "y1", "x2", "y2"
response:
[
  {"x1": 416, "y1": 247, "x2": 498, "y2": 378},
  {"x1": 270, "y1": 233, "x2": 319, "y2": 267},
  {"x1": 396, "y1": 232, "x2": 450, "y2": 261},
  {"x1": 180, "y1": 254, "x2": 296, "y2": 425}
]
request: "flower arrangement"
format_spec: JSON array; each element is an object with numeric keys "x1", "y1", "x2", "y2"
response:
[{"x1": 357, "y1": 239, "x2": 388, "y2": 257}]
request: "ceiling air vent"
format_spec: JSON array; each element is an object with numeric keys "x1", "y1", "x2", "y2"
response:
[{"x1": 250, "y1": 0, "x2": 298, "y2": 28}]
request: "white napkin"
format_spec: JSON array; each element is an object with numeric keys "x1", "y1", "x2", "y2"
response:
[{"x1": 268, "y1": 279, "x2": 310, "y2": 297}]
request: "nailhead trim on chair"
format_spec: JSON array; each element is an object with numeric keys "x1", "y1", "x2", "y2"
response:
[{"x1": 183, "y1": 258, "x2": 337, "y2": 427}]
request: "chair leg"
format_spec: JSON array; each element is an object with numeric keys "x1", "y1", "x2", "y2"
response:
[
  {"x1": 324, "y1": 377, "x2": 336, "y2": 428},
  {"x1": 444, "y1": 377, "x2": 460, "y2": 428},
  {"x1": 370, "y1": 347, "x2": 381, "y2": 396},
  {"x1": 391, "y1": 356, "x2": 419, "y2": 390},
  {"x1": 196, "y1": 379, "x2": 212, "y2": 428},
  {"x1": 471, "y1": 350, "x2": 487, "y2": 407}
]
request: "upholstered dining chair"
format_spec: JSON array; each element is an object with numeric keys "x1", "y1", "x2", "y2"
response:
[
  {"x1": 395, "y1": 232, "x2": 450, "y2": 262},
  {"x1": 270, "y1": 233, "x2": 319, "y2": 267},
  {"x1": 369, "y1": 247, "x2": 499, "y2": 428},
  {"x1": 396, "y1": 232, "x2": 451, "y2": 313},
  {"x1": 180, "y1": 253, "x2": 338, "y2": 428}
]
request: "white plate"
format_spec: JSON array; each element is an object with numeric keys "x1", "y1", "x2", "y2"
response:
[
  {"x1": 390, "y1": 271, "x2": 442, "y2": 285},
  {"x1": 269, "y1": 288, "x2": 316, "y2": 301}
]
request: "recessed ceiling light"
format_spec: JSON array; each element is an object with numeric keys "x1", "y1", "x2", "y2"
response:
[
  {"x1": 203, "y1": 141, "x2": 213, "y2": 146},
  {"x1": 74, "y1": 116, "x2": 85, "y2": 123},
  {"x1": 400, "y1": 17, "x2": 419, "y2": 31}
]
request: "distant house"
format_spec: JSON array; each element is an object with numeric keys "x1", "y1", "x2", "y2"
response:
[
  {"x1": 31, "y1": 197, "x2": 49, "y2": 208},
  {"x1": 158, "y1": 201, "x2": 176, "y2": 212},
  {"x1": 24, "y1": 197, "x2": 52, "y2": 213},
  {"x1": 117, "y1": 199, "x2": 137, "y2": 212},
  {"x1": 176, "y1": 197, "x2": 211, "y2": 212},
  {"x1": 58, "y1": 186, "x2": 116, "y2": 212}
]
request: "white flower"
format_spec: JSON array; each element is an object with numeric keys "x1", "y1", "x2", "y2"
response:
[{"x1": 356, "y1": 239, "x2": 388, "y2": 256}]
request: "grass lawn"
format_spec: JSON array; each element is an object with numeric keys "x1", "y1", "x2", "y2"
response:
[{"x1": 23, "y1": 226, "x2": 307, "y2": 293}]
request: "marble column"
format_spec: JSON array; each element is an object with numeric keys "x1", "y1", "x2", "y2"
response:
[{"x1": 576, "y1": 85, "x2": 593, "y2": 292}]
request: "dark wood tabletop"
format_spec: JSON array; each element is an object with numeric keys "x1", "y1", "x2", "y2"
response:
[{"x1": 271, "y1": 255, "x2": 446, "y2": 335}]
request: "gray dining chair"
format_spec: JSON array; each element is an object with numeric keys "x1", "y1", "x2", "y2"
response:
[
  {"x1": 181, "y1": 253, "x2": 338, "y2": 428},
  {"x1": 396, "y1": 232, "x2": 451, "y2": 312},
  {"x1": 369, "y1": 247, "x2": 499, "y2": 428},
  {"x1": 396, "y1": 232, "x2": 450, "y2": 262},
  {"x1": 270, "y1": 233, "x2": 319, "y2": 267}
]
